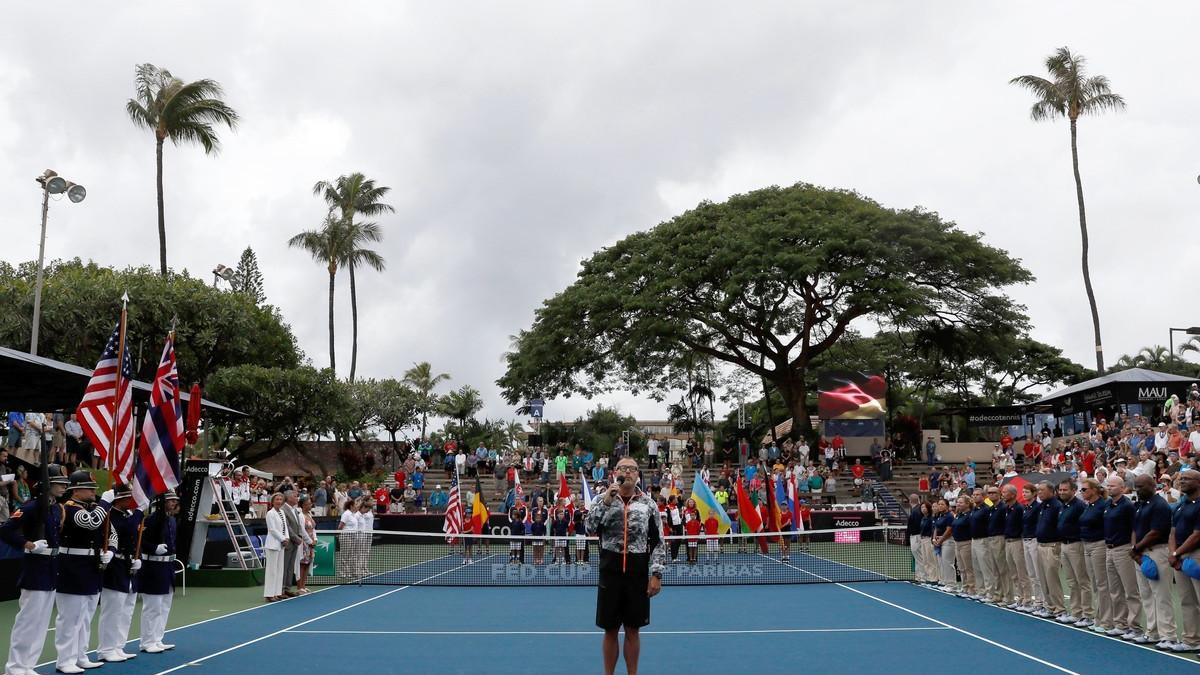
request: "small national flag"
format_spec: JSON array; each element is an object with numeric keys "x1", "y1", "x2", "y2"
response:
[
  {"x1": 735, "y1": 476, "x2": 762, "y2": 533},
  {"x1": 77, "y1": 322, "x2": 134, "y2": 485},
  {"x1": 443, "y1": 470, "x2": 463, "y2": 543},
  {"x1": 557, "y1": 473, "x2": 574, "y2": 520},
  {"x1": 133, "y1": 333, "x2": 184, "y2": 509},
  {"x1": 580, "y1": 471, "x2": 594, "y2": 509},
  {"x1": 470, "y1": 489, "x2": 489, "y2": 535},
  {"x1": 690, "y1": 473, "x2": 732, "y2": 534}
]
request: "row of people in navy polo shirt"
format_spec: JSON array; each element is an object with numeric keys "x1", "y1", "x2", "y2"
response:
[{"x1": 907, "y1": 470, "x2": 1200, "y2": 654}]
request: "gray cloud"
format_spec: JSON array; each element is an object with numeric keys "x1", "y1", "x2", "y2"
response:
[{"x1": 2, "y1": 1, "x2": 1198, "y2": 428}]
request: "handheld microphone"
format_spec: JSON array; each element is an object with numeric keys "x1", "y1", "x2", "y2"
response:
[{"x1": 617, "y1": 476, "x2": 626, "y2": 485}]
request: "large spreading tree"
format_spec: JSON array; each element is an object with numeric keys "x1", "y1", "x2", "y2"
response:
[{"x1": 499, "y1": 183, "x2": 1033, "y2": 439}]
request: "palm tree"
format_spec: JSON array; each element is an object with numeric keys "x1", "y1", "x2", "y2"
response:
[
  {"x1": 126, "y1": 64, "x2": 239, "y2": 276},
  {"x1": 287, "y1": 216, "x2": 351, "y2": 373},
  {"x1": 313, "y1": 173, "x2": 394, "y2": 381},
  {"x1": 1011, "y1": 47, "x2": 1125, "y2": 374},
  {"x1": 403, "y1": 361, "x2": 451, "y2": 439},
  {"x1": 440, "y1": 386, "x2": 484, "y2": 438}
]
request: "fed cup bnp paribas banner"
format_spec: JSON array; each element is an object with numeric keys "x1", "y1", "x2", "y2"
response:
[{"x1": 313, "y1": 535, "x2": 337, "y2": 576}]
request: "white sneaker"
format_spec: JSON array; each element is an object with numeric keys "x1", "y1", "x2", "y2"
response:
[
  {"x1": 1056, "y1": 614, "x2": 1077, "y2": 624},
  {"x1": 141, "y1": 644, "x2": 166, "y2": 654},
  {"x1": 1157, "y1": 640, "x2": 1178, "y2": 651},
  {"x1": 75, "y1": 659, "x2": 104, "y2": 670},
  {"x1": 1089, "y1": 625, "x2": 1108, "y2": 634},
  {"x1": 1132, "y1": 634, "x2": 1153, "y2": 644},
  {"x1": 1105, "y1": 627, "x2": 1126, "y2": 637},
  {"x1": 1173, "y1": 643, "x2": 1200, "y2": 653},
  {"x1": 55, "y1": 665, "x2": 85, "y2": 674},
  {"x1": 1073, "y1": 618, "x2": 1092, "y2": 627},
  {"x1": 158, "y1": 642, "x2": 175, "y2": 651},
  {"x1": 98, "y1": 651, "x2": 129, "y2": 662},
  {"x1": 1034, "y1": 609, "x2": 1052, "y2": 618}
]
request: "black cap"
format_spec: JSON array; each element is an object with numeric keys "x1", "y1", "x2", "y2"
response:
[
  {"x1": 161, "y1": 490, "x2": 179, "y2": 501},
  {"x1": 47, "y1": 464, "x2": 70, "y2": 485},
  {"x1": 68, "y1": 470, "x2": 98, "y2": 490},
  {"x1": 112, "y1": 484, "x2": 133, "y2": 499}
]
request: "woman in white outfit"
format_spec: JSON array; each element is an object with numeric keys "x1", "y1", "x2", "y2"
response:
[
  {"x1": 263, "y1": 493, "x2": 288, "y2": 601},
  {"x1": 356, "y1": 499, "x2": 375, "y2": 576},
  {"x1": 337, "y1": 498, "x2": 359, "y2": 580}
]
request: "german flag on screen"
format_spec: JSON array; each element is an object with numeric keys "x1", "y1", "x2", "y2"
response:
[{"x1": 817, "y1": 371, "x2": 887, "y2": 419}]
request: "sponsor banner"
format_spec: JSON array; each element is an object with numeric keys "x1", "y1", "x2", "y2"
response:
[{"x1": 962, "y1": 407, "x2": 1024, "y2": 428}]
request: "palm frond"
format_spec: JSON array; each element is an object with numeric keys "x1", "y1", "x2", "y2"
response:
[
  {"x1": 1029, "y1": 100, "x2": 1065, "y2": 122},
  {"x1": 125, "y1": 99, "x2": 156, "y2": 130},
  {"x1": 349, "y1": 248, "x2": 387, "y2": 273},
  {"x1": 1080, "y1": 92, "x2": 1126, "y2": 116}
]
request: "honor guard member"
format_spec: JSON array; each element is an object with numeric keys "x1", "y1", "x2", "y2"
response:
[
  {"x1": 96, "y1": 484, "x2": 143, "y2": 663},
  {"x1": 139, "y1": 490, "x2": 180, "y2": 654},
  {"x1": 2, "y1": 464, "x2": 70, "y2": 675},
  {"x1": 55, "y1": 470, "x2": 112, "y2": 673}
]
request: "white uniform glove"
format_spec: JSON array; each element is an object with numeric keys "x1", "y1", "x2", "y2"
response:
[
  {"x1": 27, "y1": 539, "x2": 48, "y2": 554},
  {"x1": 100, "y1": 550, "x2": 114, "y2": 565},
  {"x1": 155, "y1": 544, "x2": 168, "y2": 555},
  {"x1": 131, "y1": 559, "x2": 143, "y2": 571}
]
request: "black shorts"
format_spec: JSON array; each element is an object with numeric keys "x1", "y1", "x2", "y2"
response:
[{"x1": 596, "y1": 569, "x2": 650, "y2": 630}]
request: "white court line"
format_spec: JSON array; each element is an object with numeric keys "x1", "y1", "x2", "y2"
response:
[
  {"x1": 151, "y1": 554, "x2": 500, "y2": 675},
  {"x1": 284, "y1": 626, "x2": 951, "y2": 636},
  {"x1": 917, "y1": 583, "x2": 1200, "y2": 666},
  {"x1": 759, "y1": 553, "x2": 1080, "y2": 675}
]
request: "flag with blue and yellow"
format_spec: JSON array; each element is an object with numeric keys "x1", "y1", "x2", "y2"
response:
[{"x1": 690, "y1": 474, "x2": 732, "y2": 534}]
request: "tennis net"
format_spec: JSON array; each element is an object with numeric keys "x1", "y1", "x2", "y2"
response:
[{"x1": 305, "y1": 525, "x2": 913, "y2": 586}]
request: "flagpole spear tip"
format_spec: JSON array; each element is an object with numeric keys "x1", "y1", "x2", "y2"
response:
[{"x1": 121, "y1": 291, "x2": 130, "y2": 304}]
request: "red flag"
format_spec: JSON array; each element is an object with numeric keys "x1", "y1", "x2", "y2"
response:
[
  {"x1": 185, "y1": 383, "x2": 202, "y2": 446},
  {"x1": 557, "y1": 473, "x2": 574, "y2": 519}
]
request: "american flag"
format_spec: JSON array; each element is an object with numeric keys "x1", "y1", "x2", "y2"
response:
[
  {"x1": 77, "y1": 323, "x2": 134, "y2": 484},
  {"x1": 442, "y1": 470, "x2": 463, "y2": 543},
  {"x1": 132, "y1": 334, "x2": 184, "y2": 509}
]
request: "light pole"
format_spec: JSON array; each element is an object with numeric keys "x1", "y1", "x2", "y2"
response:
[
  {"x1": 30, "y1": 169, "x2": 86, "y2": 356},
  {"x1": 1169, "y1": 326, "x2": 1200, "y2": 359},
  {"x1": 212, "y1": 263, "x2": 235, "y2": 287}
]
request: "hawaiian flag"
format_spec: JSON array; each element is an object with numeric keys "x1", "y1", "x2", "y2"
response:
[
  {"x1": 132, "y1": 334, "x2": 185, "y2": 509},
  {"x1": 77, "y1": 322, "x2": 134, "y2": 485},
  {"x1": 443, "y1": 470, "x2": 463, "y2": 543}
]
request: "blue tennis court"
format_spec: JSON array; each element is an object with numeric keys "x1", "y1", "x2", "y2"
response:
[{"x1": 26, "y1": 551, "x2": 1200, "y2": 674}]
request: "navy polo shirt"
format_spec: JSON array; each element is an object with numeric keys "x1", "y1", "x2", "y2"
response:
[
  {"x1": 1103, "y1": 496, "x2": 1135, "y2": 547},
  {"x1": 1037, "y1": 498, "x2": 1062, "y2": 543},
  {"x1": 934, "y1": 513, "x2": 954, "y2": 538},
  {"x1": 951, "y1": 513, "x2": 973, "y2": 542},
  {"x1": 987, "y1": 503, "x2": 1008, "y2": 537},
  {"x1": 1133, "y1": 495, "x2": 1171, "y2": 544},
  {"x1": 1022, "y1": 500, "x2": 1041, "y2": 538},
  {"x1": 1058, "y1": 496, "x2": 1085, "y2": 541},
  {"x1": 907, "y1": 507, "x2": 923, "y2": 536},
  {"x1": 1172, "y1": 496, "x2": 1200, "y2": 543},
  {"x1": 969, "y1": 504, "x2": 992, "y2": 539},
  {"x1": 1078, "y1": 499, "x2": 1106, "y2": 542},
  {"x1": 1004, "y1": 502, "x2": 1025, "y2": 539},
  {"x1": 920, "y1": 515, "x2": 934, "y2": 537}
]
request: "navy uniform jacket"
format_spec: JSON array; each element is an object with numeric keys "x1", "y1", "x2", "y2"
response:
[
  {"x1": 102, "y1": 506, "x2": 144, "y2": 594},
  {"x1": 951, "y1": 512, "x2": 973, "y2": 542},
  {"x1": 1036, "y1": 498, "x2": 1062, "y2": 543},
  {"x1": 1004, "y1": 502, "x2": 1025, "y2": 539},
  {"x1": 1057, "y1": 497, "x2": 1085, "y2": 542},
  {"x1": 919, "y1": 514, "x2": 934, "y2": 538},
  {"x1": 987, "y1": 503, "x2": 1008, "y2": 537},
  {"x1": 0, "y1": 498, "x2": 64, "y2": 591},
  {"x1": 969, "y1": 504, "x2": 992, "y2": 539},
  {"x1": 1103, "y1": 496, "x2": 1135, "y2": 547},
  {"x1": 1022, "y1": 500, "x2": 1042, "y2": 539},
  {"x1": 57, "y1": 499, "x2": 109, "y2": 595},
  {"x1": 1078, "y1": 499, "x2": 1107, "y2": 543},
  {"x1": 906, "y1": 507, "x2": 923, "y2": 537},
  {"x1": 139, "y1": 510, "x2": 177, "y2": 595}
]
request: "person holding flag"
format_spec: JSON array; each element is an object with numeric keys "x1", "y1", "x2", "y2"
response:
[
  {"x1": 96, "y1": 484, "x2": 143, "y2": 663},
  {"x1": 442, "y1": 471, "x2": 465, "y2": 561},
  {"x1": 470, "y1": 478, "x2": 490, "y2": 559},
  {"x1": 773, "y1": 468, "x2": 794, "y2": 563},
  {"x1": 734, "y1": 473, "x2": 763, "y2": 554},
  {"x1": 55, "y1": 471, "x2": 112, "y2": 673},
  {"x1": 139, "y1": 490, "x2": 179, "y2": 654}
]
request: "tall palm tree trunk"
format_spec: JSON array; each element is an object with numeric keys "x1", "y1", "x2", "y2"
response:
[
  {"x1": 327, "y1": 266, "x2": 337, "y2": 374},
  {"x1": 349, "y1": 262, "x2": 359, "y2": 383},
  {"x1": 1070, "y1": 119, "x2": 1104, "y2": 374},
  {"x1": 156, "y1": 137, "x2": 167, "y2": 276}
]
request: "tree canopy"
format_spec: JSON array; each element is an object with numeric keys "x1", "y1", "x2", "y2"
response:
[
  {"x1": 0, "y1": 258, "x2": 300, "y2": 384},
  {"x1": 500, "y1": 183, "x2": 1034, "y2": 437}
]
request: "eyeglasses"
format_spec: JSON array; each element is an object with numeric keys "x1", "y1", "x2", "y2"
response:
[{"x1": 614, "y1": 466, "x2": 639, "y2": 473}]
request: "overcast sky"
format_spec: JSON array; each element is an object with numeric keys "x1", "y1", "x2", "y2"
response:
[{"x1": 2, "y1": 1, "x2": 1198, "y2": 427}]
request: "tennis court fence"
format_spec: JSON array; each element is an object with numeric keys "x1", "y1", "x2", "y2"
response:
[{"x1": 304, "y1": 525, "x2": 914, "y2": 586}]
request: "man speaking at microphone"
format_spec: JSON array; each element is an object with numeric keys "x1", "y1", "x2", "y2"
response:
[{"x1": 586, "y1": 457, "x2": 666, "y2": 675}]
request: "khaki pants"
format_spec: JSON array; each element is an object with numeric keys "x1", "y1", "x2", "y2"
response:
[
  {"x1": 1135, "y1": 545, "x2": 1175, "y2": 641},
  {"x1": 1175, "y1": 551, "x2": 1200, "y2": 646},
  {"x1": 909, "y1": 537, "x2": 926, "y2": 582},
  {"x1": 919, "y1": 536, "x2": 938, "y2": 583},
  {"x1": 1005, "y1": 539, "x2": 1031, "y2": 605},
  {"x1": 1105, "y1": 543, "x2": 1140, "y2": 632},
  {"x1": 1023, "y1": 538, "x2": 1043, "y2": 608},
  {"x1": 1037, "y1": 542, "x2": 1065, "y2": 615},
  {"x1": 989, "y1": 536, "x2": 1010, "y2": 602},
  {"x1": 1060, "y1": 541, "x2": 1091, "y2": 618},
  {"x1": 1083, "y1": 540, "x2": 1112, "y2": 629},
  {"x1": 939, "y1": 539, "x2": 958, "y2": 588},
  {"x1": 972, "y1": 538, "x2": 994, "y2": 599},
  {"x1": 956, "y1": 539, "x2": 976, "y2": 594}
]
